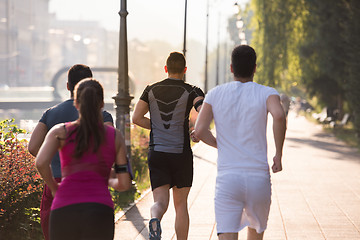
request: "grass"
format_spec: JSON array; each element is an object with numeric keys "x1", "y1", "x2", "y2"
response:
[
  {"x1": 324, "y1": 123, "x2": 360, "y2": 150},
  {"x1": 111, "y1": 126, "x2": 151, "y2": 212},
  {"x1": 303, "y1": 110, "x2": 360, "y2": 151}
]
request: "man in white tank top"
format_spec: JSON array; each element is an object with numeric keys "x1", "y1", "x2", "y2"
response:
[{"x1": 193, "y1": 45, "x2": 286, "y2": 240}]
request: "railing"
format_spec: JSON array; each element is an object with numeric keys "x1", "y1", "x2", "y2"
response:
[{"x1": 0, "y1": 67, "x2": 119, "y2": 110}]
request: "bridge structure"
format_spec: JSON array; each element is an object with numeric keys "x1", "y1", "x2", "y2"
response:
[{"x1": 0, "y1": 67, "x2": 122, "y2": 111}]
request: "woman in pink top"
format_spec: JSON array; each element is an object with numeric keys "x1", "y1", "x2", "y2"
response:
[{"x1": 36, "y1": 79, "x2": 132, "y2": 240}]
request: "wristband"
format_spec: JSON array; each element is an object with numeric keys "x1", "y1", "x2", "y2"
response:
[
  {"x1": 194, "y1": 99, "x2": 203, "y2": 111},
  {"x1": 114, "y1": 164, "x2": 129, "y2": 173}
]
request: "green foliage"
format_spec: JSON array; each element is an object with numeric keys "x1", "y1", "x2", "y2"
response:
[
  {"x1": 250, "y1": 0, "x2": 305, "y2": 88},
  {"x1": 110, "y1": 126, "x2": 150, "y2": 212},
  {"x1": 0, "y1": 119, "x2": 151, "y2": 238},
  {"x1": 0, "y1": 119, "x2": 26, "y2": 144},
  {"x1": 344, "y1": 0, "x2": 360, "y2": 137},
  {"x1": 110, "y1": 186, "x2": 139, "y2": 213},
  {"x1": 299, "y1": 0, "x2": 348, "y2": 108},
  {"x1": 324, "y1": 123, "x2": 360, "y2": 150},
  {"x1": 129, "y1": 126, "x2": 150, "y2": 192},
  {"x1": 246, "y1": 0, "x2": 360, "y2": 137},
  {"x1": 0, "y1": 119, "x2": 43, "y2": 239}
]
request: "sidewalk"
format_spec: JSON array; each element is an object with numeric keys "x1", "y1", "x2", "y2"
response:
[{"x1": 114, "y1": 112, "x2": 360, "y2": 239}]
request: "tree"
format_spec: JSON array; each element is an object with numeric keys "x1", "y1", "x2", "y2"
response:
[
  {"x1": 344, "y1": 0, "x2": 360, "y2": 136},
  {"x1": 245, "y1": 0, "x2": 360, "y2": 136},
  {"x1": 300, "y1": 0, "x2": 348, "y2": 111},
  {"x1": 250, "y1": 0, "x2": 306, "y2": 90}
]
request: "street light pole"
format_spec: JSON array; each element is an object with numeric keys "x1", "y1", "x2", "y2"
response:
[
  {"x1": 234, "y1": 2, "x2": 247, "y2": 45},
  {"x1": 183, "y1": 0, "x2": 188, "y2": 81},
  {"x1": 113, "y1": 0, "x2": 133, "y2": 159},
  {"x1": 204, "y1": 0, "x2": 209, "y2": 93},
  {"x1": 5, "y1": 0, "x2": 9, "y2": 86},
  {"x1": 215, "y1": 12, "x2": 220, "y2": 86}
]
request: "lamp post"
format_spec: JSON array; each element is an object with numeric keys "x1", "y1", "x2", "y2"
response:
[
  {"x1": 215, "y1": 12, "x2": 220, "y2": 86},
  {"x1": 113, "y1": 0, "x2": 133, "y2": 159},
  {"x1": 234, "y1": 1, "x2": 247, "y2": 45},
  {"x1": 183, "y1": 0, "x2": 188, "y2": 81},
  {"x1": 204, "y1": 0, "x2": 209, "y2": 93},
  {"x1": 4, "y1": 0, "x2": 9, "y2": 86}
]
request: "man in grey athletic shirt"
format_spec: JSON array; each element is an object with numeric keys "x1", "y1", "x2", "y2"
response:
[
  {"x1": 132, "y1": 52, "x2": 204, "y2": 240},
  {"x1": 28, "y1": 64, "x2": 113, "y2": 240}
]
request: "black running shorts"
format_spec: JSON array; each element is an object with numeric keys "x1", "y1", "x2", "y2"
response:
[
  {"x1": 50, "y1": 203, "x2": 114, "y2": 240},
  {"x1": 148, "y1": 150, "x2": 193, "y2": 190}
]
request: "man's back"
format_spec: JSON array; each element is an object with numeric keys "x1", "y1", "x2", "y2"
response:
[
  {"x1": 39, "y1": 99, "x2": 113, "y2": 178},
  {"x1": 204, "y1": 81, "x2": 279, "y2": 172},
  {"x1": 40, "y1": 100, "x2": 78, "y2": 129},
  {"x1": 140, "y1": 78, "x2": 203, "y2": 153}
]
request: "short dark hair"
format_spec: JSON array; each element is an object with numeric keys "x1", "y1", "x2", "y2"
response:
[
  {"x1": 166, "y1": 52, "x2": 186, "y2": 74},
  {"x1": 68, "y1": 64, "x2": 93, "y2": 95},
  {"x1": 231, "y1": 45, "x2": 256, "y2": 78}
]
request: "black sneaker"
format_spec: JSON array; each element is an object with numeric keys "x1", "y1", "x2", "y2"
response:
[{"x1": 149, "y1": 218, "x2": 161, "y2": 240}]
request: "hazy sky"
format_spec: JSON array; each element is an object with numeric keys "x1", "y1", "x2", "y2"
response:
[{"x1": 49, "y1": 0, "x2": 248, "y2": 49}]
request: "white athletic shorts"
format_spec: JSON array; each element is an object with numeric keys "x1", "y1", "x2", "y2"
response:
[{"x1": 215, "y1": 171, "x2": 271, "y2": 234}]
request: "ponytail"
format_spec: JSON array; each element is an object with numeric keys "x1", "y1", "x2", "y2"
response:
[{"x1": 73, "y1": 78, "x2": 104, "y2": 158}]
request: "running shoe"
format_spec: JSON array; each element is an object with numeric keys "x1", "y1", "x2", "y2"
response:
[{"x1": 149, "y1": 218, "x2": 161, "y2": 240}]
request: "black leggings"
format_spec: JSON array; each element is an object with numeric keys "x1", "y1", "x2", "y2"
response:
[{"x1": 50, "y1": 203, "x2": 114, "y2": 240}]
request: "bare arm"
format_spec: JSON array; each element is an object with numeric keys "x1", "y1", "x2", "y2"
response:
[
  {"x1": 108, "y1": 129, "x2": 132, "y2": 192},
  {"x1": 194, "y1": 102, "x2": 217, "y2": 148},
  {"x1": 132, "y1": 100, "x2": 151, "y2": 129},
  {"x1": 35, "y1": 125, "x2": 65, "y2": 196},
  {"x1": 267, "y1": 95, "x2": 287, "y2": 173},
  {"x1": 28, "y1": 122, "x2": 48, "y2": 157}
]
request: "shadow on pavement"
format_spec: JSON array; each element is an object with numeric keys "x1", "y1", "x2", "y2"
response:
[
  {"x1": 193, "y1": 154, "x2": 216, "y2": 166},
  {"x1": 123, "y1": 205, "x2": 149, "y2": 237},
  {"x1": 286, "y1": 135, "x2": 360, "y2": 163}
]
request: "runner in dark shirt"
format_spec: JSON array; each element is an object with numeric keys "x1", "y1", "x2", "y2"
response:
[{"x1": 132, "y1": 52, "x2": 204, "y2": 240}]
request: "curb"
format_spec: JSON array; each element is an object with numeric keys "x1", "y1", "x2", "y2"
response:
[
  {"x1": 114, "y1": 142, "x2": 201, "y2": 223},
  {"x1": 114, "y1": 188, "x2": 152, "y2": 222}
]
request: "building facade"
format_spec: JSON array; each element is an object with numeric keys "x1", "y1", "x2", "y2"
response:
[{"x1": 0, "y1": 0, "x2": 50, "y2": 87}]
